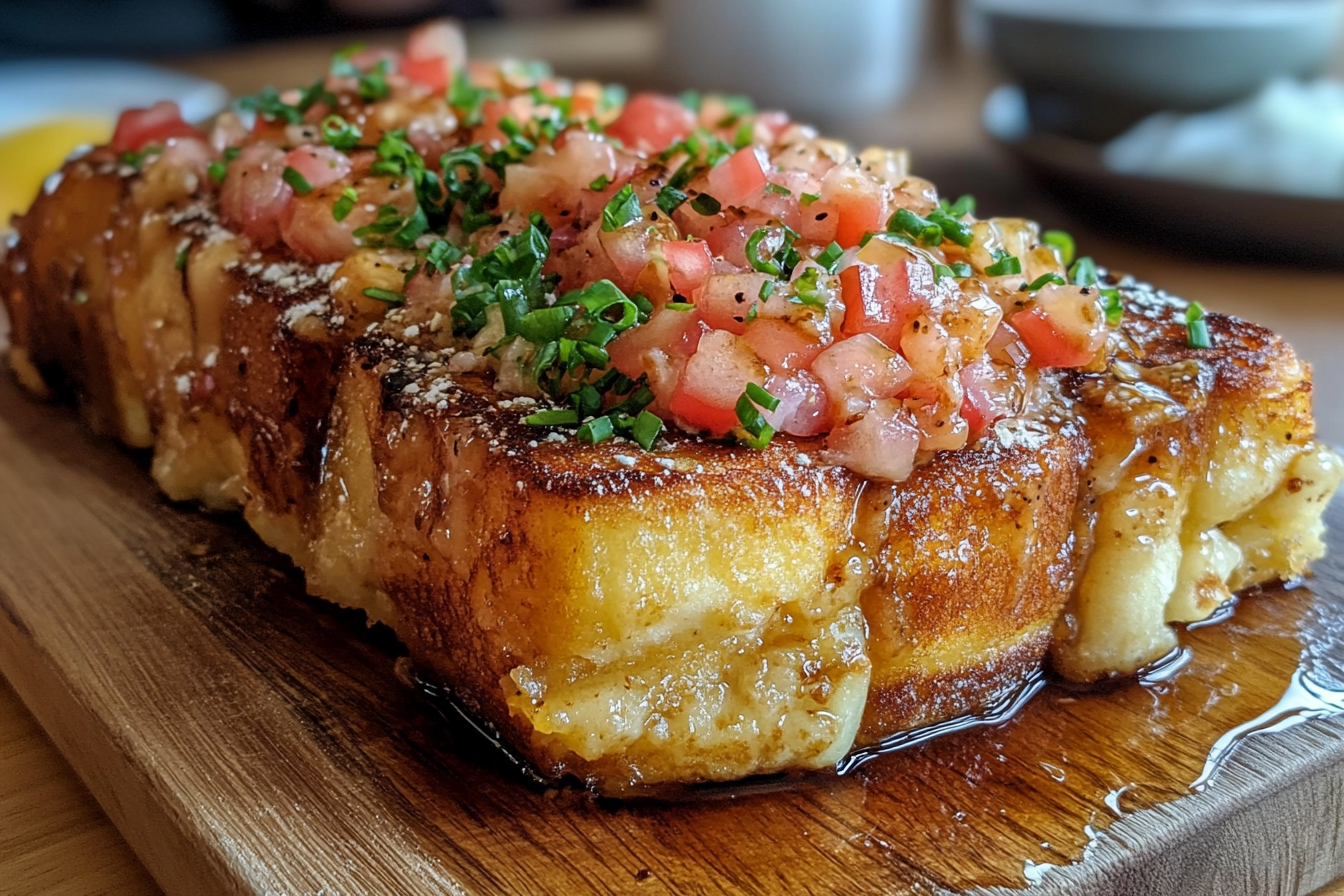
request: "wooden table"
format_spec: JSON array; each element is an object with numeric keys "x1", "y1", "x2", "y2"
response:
[{"x1": 2, "y1": 12, "x2": 1343, "y2": 895}]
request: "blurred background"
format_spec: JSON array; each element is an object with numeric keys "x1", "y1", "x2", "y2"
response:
[{"x1": 1, "y1": 0, "x2": 1343, "y2": 431}]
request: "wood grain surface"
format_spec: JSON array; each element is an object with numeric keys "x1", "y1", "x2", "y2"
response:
[{"x1": 1, "y1": 359, "x2": 1344, "y2": 896}]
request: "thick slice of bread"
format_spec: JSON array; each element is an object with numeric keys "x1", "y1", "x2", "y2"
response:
[{"x1": 3, "y1": 148, "x2": 1338, "y2": 793}]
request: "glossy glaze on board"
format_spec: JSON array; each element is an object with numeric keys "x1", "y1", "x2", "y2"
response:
[{"x1": 0, "y1": 372, "x2": 1343, "y2": 896}]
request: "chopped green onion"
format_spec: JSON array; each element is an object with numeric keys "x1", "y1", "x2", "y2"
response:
[
  {"x1": 888, "y1": 208, "x2": 943, "y2": 246},
  {"x1": 589, "y1": 173, "x2": 611, "y2": 191},
  {"x1": 763, "y1": 182, "x2": 791, "y2": 196},
  {"x1": 423, "y1": 239, "x2": 463, "y2": 273},
  {"x1": 933, "y1": 264, "x2": 954, "y2": 282},
  {"x1": 927, "y1": 209, "x2": 973, "y2": 247},
  {"x1": 679, "y1": 89, "x2": 702, "y2": 111},
  {"x1": 1024, "y1": 272, "x2": 1067, "y2": 291},
  {"x1": 950, "y1": 261, "x2": 973, "y2": 278},
  {"x1": 943, "y1": 194, "x2": 976, "y2": 217},
  {"x1": 357, "y1": 61, "x2": 391, "y2": 102},
  {"x1": 800, "y1": 192, "x2": 821, "y2": 206},
  {"x1": 733, "y1": 120, "x2": 755, "y2": 149},
  {"x1": 1069, "y1": 256, "x2": 1099, "y2": 286},
  {"x1": 690, "y1": 193, "x2": 721, "y2": 215},
  {"x1": 516, "y1": 306, "x2": 578, "y2": 343},
  {"x1": 525, "y1": 409, "x2": 579, "y2": 427},
  {"x1": 282, "y1": 166, "x2": 314, "y2": 195},
  {"x1": 720, "y1": 94, "x2": 756, "y2": 120},
  {"x1": 570, "y1": 384, "x2": 602, "y2": 418},
  {"x1": 791, "y1": 267, "x2": 829, "y2": 308},
  {"x1": 1042, "y1": 230, "x2": 1076, "y2": 267},
  {"x1": 735, "y1": 391, "x2": 776, "y2": 449},
  {"x1": 332, "y1": 187, "x2": 358, "y2": 222},
  {"x1": 556, "y1": 279, "x2": 640, "y2": 330},
  {"x1": 207, "y1": 160, "x2": 228, "y2": 184},
  {"x1": 655, "y1": 185, "x2": 689, "y2": 216},
  {"x1": 1186, "y1": 302, "x2": 1212, "y2": 349},
  {"x1": 745, "y1": 228, "x2": 782, "y2": 277},
  {"x1": 666, "y1": 301, "x2": 695, "y2": 311},
  {"x1": 577, "y1": 415, "x2": 615, "y2": 444},
  {"x1": 361, "y1": 287, "x2": 405, "y2": 305},
  {"x1": 1101, "y1": 288, "x2": 1123, "y2": 326},
  {"x1": 631, "y1": 410, "x2": 663, "y2": 450},
  {"x1": 175, "y1": 244, "x2": 190, "y2": 271},
  {"x1": 984, "y1": 254, "x2": 1022, "y2": 277},
  {"x1": 745, "y1": 381, "x2": 780, "y2": 412},
  {"x1": 815, "y1": 241, "x2": 844, "y2": 273},
  {"x1": 321, "y1": 114, "x2": 362, "y2": 150},
  {"x1": 601, "y1": 184, "x2": 642, "y2": 231}
]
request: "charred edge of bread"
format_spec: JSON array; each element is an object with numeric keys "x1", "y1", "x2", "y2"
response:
[{"x1": 1, "y1": 159, "x2": 1339, "y2": 791}]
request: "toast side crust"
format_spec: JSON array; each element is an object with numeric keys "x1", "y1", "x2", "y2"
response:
[{"x1": 2, "y1": 155, "x2": 1339, "y2": 791}]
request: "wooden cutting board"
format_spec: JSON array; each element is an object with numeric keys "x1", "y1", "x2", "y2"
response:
[{"x1": 2, "y1": 371, "x2": 1343, "y2": 896}]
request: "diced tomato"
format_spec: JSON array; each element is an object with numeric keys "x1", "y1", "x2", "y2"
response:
[
  {"x1": 839, "y1": 257, "x2": 933, "y2": 347},
  {"x1": 755, "y1": 169, "x2": 808, "y2": 230},
  {"x1": 797, "y1": 198, "x2": 838, "y2": 245},
  {"x1": 986, "y1": 321, "x2": 1030, "y2": 367},
  {"x1": 281, "y1": 175, "x2": 416, "y2": 263},
  {"x1": 958, "y1": 361, "x2": 1005, "y2": 439},
  {"x1": 605, "y1": 93, "x2": 696, "y2": 155},
  {"x1": 500, "y1": 131, "x2": 620, "y2": 229},
  {"x1": 607, "y1": 306, "x2": 704, "y2": 378},
  {"x1": 1010, "y1": 284, "x2": 1107, "y2": 369},
  {"x1": 110, "y1": 101, "x2": 202, "y2": 153},
  {"x1": 669, "y1": 329, "x2": 764, "y2": 435},
  {"x1": 696, "y1": 272, "x2": 773, "y2": 335},
  {"x1": 707, "y1": 146, "x2": 768, "y2": 209},
  {"x1": 822, "y1": 400, "x2": 921, "y2": 481},
  {"x1": 283, "y1": 146, "x2": 352, "y2": 191},
  {"x1": 219, "y1": 143, "x2": 293, "y2": 248},
  {"x1": 662, "y1": 239, "x2": 714, "y2": 297},
  {"x1": 598, "y1": 226, "x2": 653, "y2": 292},
  {"x1": 405, "y1": 19, "x2": 466, "y2": 68},
  {"x1": 810, "y1": 333, "x2": 914, "y2": 419},
  {"x1": 701, "y1": 218, "x2": 756, "y2": 268},
  {"x1": 763, "y1": 370, "x2": 830, "y2": 437},
  {"x1": 743, "y1": 319, "x2": 824, "y2": 371},
  {"x1": 401, "y1": 55, "x2": 452, "y2": 92},
  {"x1": 821, "y1": 161, "x2": 887, "y2": 248},
  {"x1": 607, "y1": 307, "x2": 705, "y2": 414}
]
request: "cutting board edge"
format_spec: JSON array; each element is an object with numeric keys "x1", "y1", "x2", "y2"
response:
[
  {"x1": 971, "y1": 713, "x2": 1344, "y2": 896},
  {"x1": 0, "y1": 600, "x2": 239, "y2": 896}
]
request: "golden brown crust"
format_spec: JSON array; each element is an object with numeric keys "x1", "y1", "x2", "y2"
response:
[{"x1": 2, "y1": 153, "x2": 1337, "y2": 791}]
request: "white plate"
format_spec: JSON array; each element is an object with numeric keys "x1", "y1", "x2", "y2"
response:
[{"x1": 0, "y1": 59, "x2": 228, "y2": 134}]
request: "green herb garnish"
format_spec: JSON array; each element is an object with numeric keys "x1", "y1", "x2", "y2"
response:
[
  {"x1": 1042, "y1": 230, "x2": 1076, "y2": 266},
  {"x1": 815, "y1": 241, "x2": 844, "y2": 273},
  {"x1": 1023, "y1": 272, "x2": 1066, "y2": 291},
  {"x1": 332, "y1": 187, "x2": 358, "y2": 222},
  {"x1": 601, "y1": 184, "x2": 642, "y2": 231},
  {"x1": 985, "y1": 253, "x2": 1022, "y2": 277},
  {"x1": 689, "y1": 193, "x2": 721, "y2": 216},
  {"x1": 631, "y1": 410, "x2": 663, "y2": 450},
  {"x1": 1069, "y1": 256, "x2": 1099, "y2": 287},
  {"x1": 282, "y1": 166, "x2": 314, "y2": 195},
  {"x1": 888, "y1": 208, "x2": 942, "y2": 246},
  {"x1": 1186, "y1": 302, "x2": 1211, "y2": 349},
  {"x1": 1101, "y1": 288, "x2": 1123, "y2": 326},
  {"x1": 525, "y1": 409, "x2": 580, "y2": 427},
  {"x1": 362, "y1": 287, "x2": 405, "y2": 305}
]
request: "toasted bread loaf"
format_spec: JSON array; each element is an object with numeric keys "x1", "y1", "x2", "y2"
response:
[{"x1": 3, "y1": 124, "x2": 1339, "y2": 792}]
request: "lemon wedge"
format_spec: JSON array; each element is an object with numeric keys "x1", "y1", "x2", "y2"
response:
[{"x1": 0, "y1": 118, "x2": 112, "y2": 223}]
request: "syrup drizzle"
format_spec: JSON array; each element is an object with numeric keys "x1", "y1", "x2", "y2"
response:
[
  {"x1": 1190, "y1": 665, "x2": 1344, "y2": 792},
  {"x1": 835, "y1": 669, "x2": 1048, "y2": 775}
]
